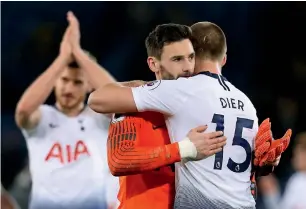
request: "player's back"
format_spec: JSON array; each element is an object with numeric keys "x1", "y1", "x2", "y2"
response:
[
  {"x1": 168, "y1": 72, "x2": 258, "y2": 209},
  {"x1": 21, "y1": 105, "x2": 114, "y2": 209},
  {"x1": 110, "y1": 112, "x2": 175, "y2": 209}
]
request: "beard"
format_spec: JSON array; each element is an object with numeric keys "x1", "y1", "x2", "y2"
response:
[
  {"x1": 57, "y1": 94, "x2": 85, "y2": 111},
  {"x1": 159, "y1": 64, "x2": 191, "y2": 80},
  {"x1": 160, "y1": 68, "x2": 176, "y2": 80}
]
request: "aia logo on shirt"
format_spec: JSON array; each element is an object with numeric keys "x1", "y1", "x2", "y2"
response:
[{"x1": 45, "y1": 140, "x2": 90, "y2": 164}]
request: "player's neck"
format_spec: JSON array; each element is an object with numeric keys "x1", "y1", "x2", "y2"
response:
[
  {"x1": 194, "y1": 60, "x2": 222, "y2": 75},
  {"x1": 55, "y1": 102, "x2": 85, "y2": 117}
]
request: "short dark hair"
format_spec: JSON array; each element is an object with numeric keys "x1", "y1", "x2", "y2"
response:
[
  {"x1": 191, "y1": 22, "x2": 227, "y2": 61},
  {"x1": 68, "y1": 50, "x2": 97, "y2": 68},
  {"x1": 145, "y1": 23, "x2": 192, "y2": 59}
]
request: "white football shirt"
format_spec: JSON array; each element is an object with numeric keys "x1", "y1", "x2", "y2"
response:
[
  {"x1": 21, "y1": 105, "x2": 118, "y2": 209},
  {"x1": 131, "y1": 72, "x2": 258, "y2": 209},
  {"x1": 281, "y1": 172, "x2": 306, "y2": 209},
  {"x1": 263, "y1": 172, "x2": 306, "y2": 209}
]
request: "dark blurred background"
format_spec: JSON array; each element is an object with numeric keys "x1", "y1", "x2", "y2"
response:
[{"x1": 1, "y1": 2, "x2": 306, "y2": 209}]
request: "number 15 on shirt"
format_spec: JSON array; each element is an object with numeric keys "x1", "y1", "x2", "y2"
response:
[{"x1": 212, "y1": 113, "x2": 254, "y2": 173}]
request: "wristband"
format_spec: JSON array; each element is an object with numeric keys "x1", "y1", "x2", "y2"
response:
[{"x1": 178, "y1": 137, "x2": 197, "y2": 160}]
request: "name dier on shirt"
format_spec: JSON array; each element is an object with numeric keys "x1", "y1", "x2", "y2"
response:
[{"x1": 220, "y1": 97, "x2": 244, "y2": 111}]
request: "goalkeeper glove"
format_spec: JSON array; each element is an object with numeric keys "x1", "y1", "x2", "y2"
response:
[{"x1": 254, "y1": 118, "x2": 292, "y2": 166}]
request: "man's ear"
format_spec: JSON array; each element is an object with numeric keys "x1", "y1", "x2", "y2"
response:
[
  {"x1": 147, "y1": 56, "x2": 160, "y2": 73},
  {"x1": 221, "y1": 54, "x2": 227, "y2": 67}
]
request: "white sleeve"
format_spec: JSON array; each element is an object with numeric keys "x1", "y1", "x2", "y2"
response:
[
  {"x1": 21, "y1": 105, "x2": 54, "y2": 139},
  {"x1": 131, "y1": 78, "x2": 192, "y2": 115}
]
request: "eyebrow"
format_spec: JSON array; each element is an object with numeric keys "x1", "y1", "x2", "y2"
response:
[
  {"x1": 171, "y1": 52, "x2": 195, "y2": 60},
  {"x1": 171, "y1": 55, "x2": 184, "y2": 60},
  {"x1": 189, "y1": 52, "x2": 195, "y2": 57},
  {"x1": 61, "y1": 76, "x2": 83, "y2": 83},
  {"x1": 75, "y1": 79, "x2": 83, "y2": 83}
]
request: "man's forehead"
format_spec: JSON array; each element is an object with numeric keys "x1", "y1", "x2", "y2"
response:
[{"x1": 161, "y1": 39, "x2": 194, "y2": 58}]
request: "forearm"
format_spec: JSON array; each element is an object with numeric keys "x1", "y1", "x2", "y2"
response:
[
  {"x1": 88, "y1": 81, "x2": 145, "y2": 113},
  {"x1": 73, "y1": 48, "x2": 116, "y2": 89},
  {"x1": 120, "y1": 80, "x2": 147, "y2": 87},
  {"x1": 86, "y1": 80, "x2": 148, "y2": 118},
  {"x1": 16, "y1": 56, "x2": 67, "y2": 115},
  {"x1": 88, "y1": 83, "x2": 137, "y2": 114},
  {"x1": 108, "y1": 140, "x2": 181, "y2": 176}
]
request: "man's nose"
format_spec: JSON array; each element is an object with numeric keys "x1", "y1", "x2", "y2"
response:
[
  {"x1": 182, "y1": 61, "x2": 193, "y2": 74},
  {"x1": 63, "y1": 82, "x2": 75, "y2": 93}
]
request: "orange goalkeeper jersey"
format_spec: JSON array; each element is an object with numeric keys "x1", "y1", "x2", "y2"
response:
[{"x1": 108, "y1": 111, "x2": 181, "y2": 209}]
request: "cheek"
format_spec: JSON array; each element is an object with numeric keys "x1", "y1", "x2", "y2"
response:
[
  {"x1": 54, "y1": 84, "x2": 62, "y2": 94},
  {"x1": 165, "y1": 62, "x2": 177, "y2": 71},
  {"x1": 172, "y1": 64, "x2": 184, "y2": 74},
  {"x1": 75, "y1": 86, "x2": 88, "y2": 96}
]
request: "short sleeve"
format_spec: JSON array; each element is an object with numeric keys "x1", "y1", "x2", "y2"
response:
[
  {"x1": 131, "y1": 78, "x2": 192, "y2": 115},
  {"x1": 21, "y1": 105, "x2": 54, "y2": 139}
]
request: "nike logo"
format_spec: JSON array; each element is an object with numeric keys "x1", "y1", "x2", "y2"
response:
[{"x1": 49, "y1": 123, "x2": 58, "y2": 128}]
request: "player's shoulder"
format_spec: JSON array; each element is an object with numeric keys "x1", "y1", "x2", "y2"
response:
[
  {"x1": 162, "y1": 77, "x2": 197, "y2": 95},
  {"x1": 143, "y1": 78, "x2": 193, "y2": 90},
  {"x1": 227, "y1": 83, "x2": 249, "y2": 99},
  {"x1": 111, "y1": 112, "x2": 166, "y2": 129},
  {"x1": 39, "y1": 104, "x2": 57, "y2": 113},
  {"x1": 84, "y1": 106, "x2": 110, "y2": 120},
  {"x1": 283, "y1": 172, "x2": 306, "y2": 195},
  {"x1": 227, "y1": 82, "x2": 257, "y2": 115},
  {"x1": 21, "y1": 105, "x2": 59, "y2": 137},
  {"x1": 38, "y1": 104, "x2": 62, "y2": 118},
  {"x1": 176, "y1": 77, "x2": 194, "y2": 85},
  {"x1": 188, "y1": 72, "x2": 222, "y2": 91},
  {"x1": 191, "y1": 71, "x2": 223, "y2": 83},
  {"x1": 232, "y1": 85, "x2": 255, "y2": 106},
  {"x1": 288, "y1": 172, "x2": 306, "y2": 185}
]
